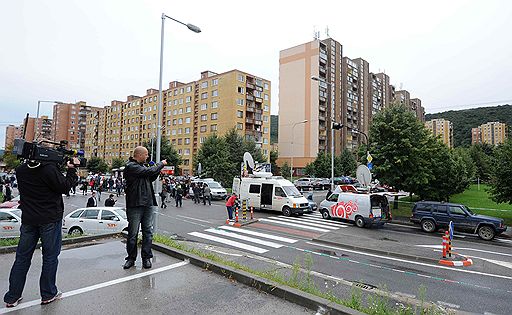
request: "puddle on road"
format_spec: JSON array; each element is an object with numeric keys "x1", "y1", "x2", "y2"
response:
[{"x1": 317, "y1": 249, "x2": 348, "y2": 257}]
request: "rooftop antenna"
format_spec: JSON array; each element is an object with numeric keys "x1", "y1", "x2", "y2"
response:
[
  {"x1": 325, "y1": 25, "x2": 330, "y2": 38},
  {"x1": 313, "y1": 26, "x2": 320, "y2": 40}
]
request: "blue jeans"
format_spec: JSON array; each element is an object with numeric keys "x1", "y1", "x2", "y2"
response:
[
  {"x1": 4, "y1": 221, "x2": 62, "y2": 304},
  {"x1": 126, "y1": 206, "x2": 154, "y2": 261},
  {"x1": 226, "y1": 206, "x2": 233, "y2": 219}
]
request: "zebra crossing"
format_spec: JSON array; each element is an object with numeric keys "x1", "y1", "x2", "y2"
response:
[{"x1": 187, "y1": 212, "x2": 348, "y2": 254}]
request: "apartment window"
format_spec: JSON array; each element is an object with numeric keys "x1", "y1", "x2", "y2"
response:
[
  {"x1": 179, "y1": 108, "x2": 183, "y2": 114},
  {"x1": 201, "y1": 114, "x2": 207, "y2": 121},
  {"x1": 174, "y1": 100, "x2": 178, "y2": 105},
  {"x1": 172, "y1": 129, "x2": 177, "y2": 135},
  {"x1": 263, "y1": 138, "x2": 269, "y2": 144},
  {"x1": 212, "y1": 78, "x2": 218, "y2": 85},
  {"x1": 237, "y1": 123, "x2": 243, "y2": 130},
  {"x1": 173, "y1": 109, "x2": 178, "y2": 115},
  {"x1": 173, "y1": 119, "x2": 177, "y2": 125},
  {"x1": 201, "y1": 81, "x2": 208, "y2": 88},
  {"x1": 200, "y1": 125, "x2": 207, "y2": 132},
  {"x1": 237, "y1": 87, "x2": 244, "y2": 94},
  {"x1": 264, "y1": 105, "x2": 269, "y2": 112},
  {"x1": 263, "y1": 116, "x2": 269, "y2": 122},
  {"x1": 211, "y1": 101, "x2": 218, "y2": 108},
  {"x1": 211, "y1": 113, "x2": 218, "y2": 120},
  {"x1": 201, "y1": 103, "x2": 207, "y2": 110},
  {"x1": 201, "y1": 92, "x2": 208, "y2": 99},
  {"x1": 237, "y1": 111, "x2": 243, "y2": 118},
  {"x1": 264, "y1": 83, "x2": 269, "y2": 90},
  {"x1": 237, "y1": 74, "x2": 244, "y2": 82},
  {"x1": 180, "y1": 88, "x2": 184, "y2": 94},
  {"x1": 186, "y1": 96, "x2": 191, "y2": 103},
  {"x1": 185, "y1": 117, "x2": 191, "y2": 124},
  {"x1": 263, "y1": 127, "x2": 269, "y2": 134},
  {"x1": 186, "y1": 86, "x2": 192, "y2": 92},
  {"x1": 236, "y1": 99, "x2": 244, "y2": 106},
  {"x1": 179, "y1": 99, "x2": 184, "y2": 105},
  {"x1": 264, "y1": 94, "x2": 269, "y2": 101},
  {"x1": 210, "y1": 124, "x2": 217, "y2": 132},
  {"x1": 185, "y1": 138, "x2": 190, "y2": 145},
  {"x1": 200, "y1": 137, "x2": 206, "y2": 144},
  {"x1": 186, "y1": 106, "x2": 191, "y2": 113},
  {"x1": 254, "y1": 90, "x2": 262, "y2": 98},
  {"x1": 178, "y1": 139, "x2": 182, "y2": 145},
  {"x1": 184, "y1": 148, "x2": 190, "y2": 155},
  {"x1": 178, "y1": 128, "x2": 183, "y2": 134},
  {"x1": 212, "y1": 90, "x2": 218, "y2": 97},
  {"x1": 185, "y1": 127, "x2": 190, "y2": 134}
]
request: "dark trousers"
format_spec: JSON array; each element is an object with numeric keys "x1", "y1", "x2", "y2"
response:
[
  {"x1": 160, "y1": 196, "x2": 167, "y2": 208},
  {"x1": 125, "y1": 206, "x2": 154, "y2": 261},
  {"x1": 226, "y1": 206, "x2": 233, "y2": 219},
  {"x1": 194, "y1": 194, "x2": 200, "y2": 204},
  {"x1": 203, "y1": 195, "x2": 211, "y2": 205},
  {"x1": 175, "y1": 195, "x2": 182, "y2": 207},
  {"x1": 4, "y1": 221, "x2": 62, "y2": 304}
]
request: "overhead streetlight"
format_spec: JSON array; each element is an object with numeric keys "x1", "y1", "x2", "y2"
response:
[
  {"x1": 290, "y1": 120, "x2": 308, "y2": 182},
  {"x1": 155, "y1": 13, "x2": 200, "y2": 231}
]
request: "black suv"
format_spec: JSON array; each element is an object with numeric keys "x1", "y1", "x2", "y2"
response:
[{"x1": 411, "y1": 201, "x2": 506, "y2": 241}]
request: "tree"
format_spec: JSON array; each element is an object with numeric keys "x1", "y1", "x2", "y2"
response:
[
  {"x1": 270, "y1": 150, "x2": 279, "y2": 175},
  {"x1": 2, "y1": 145, "x2": 20, "y2": 171},
  {"x1": 111, "y1": 157, "x2": 125, "y2": 170},
  {"x1": 311, "y1": 152, "x2": 331, "y2": 178},
  {"x1": 87, "y1": 157, "x2": 109, "y2": 174},
  {"x1": 369, "y1": 103, "x2": 434, "y2": 195},
  {"x1": 489, "y1": 139, "x2": 512, "y2": 204},
  {"x1": 280, "y1": 162, "x2": 291, "y2": 179},
  {"x1": 142, "y1": 137, "x2": 182, "y2": 173},
  {"x1": 469, "y1": 144, "x2": 493, "y2": 181},
  {"x1": 336, "y1": 148, "x2": 357, "y2": 177},
  {"x1": 194, "y1": 134, "x2": 232, "y2": 187},
  {"x1": 303, "y1": 162, "x2": 316, "y2": 177}
]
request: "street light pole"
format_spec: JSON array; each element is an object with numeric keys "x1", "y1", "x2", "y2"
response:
[{"x1": 291, "y1": 120, "x2": 308, "y2": 182}]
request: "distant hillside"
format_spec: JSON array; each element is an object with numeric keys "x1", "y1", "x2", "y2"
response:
[{"x1": 425, "y1": 104, "x2": 512, "y2": 147}]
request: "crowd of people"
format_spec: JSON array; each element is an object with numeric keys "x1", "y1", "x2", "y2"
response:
[{"x1": 158, "y1": 178, "x2": 213, "y2": 208}]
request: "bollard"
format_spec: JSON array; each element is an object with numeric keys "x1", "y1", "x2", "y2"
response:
[
  {"x1": 235, "y1": 206, "x2": 239, "y2": 223},
  {"x1": 442, "y1": 231, "x2": 448, "y2": 258},
  {"x1": 250, "y1": 206, "x2": 254, "y2": 220},
  {"x1": 448, "y1": 237, "x2": 452, "y2": 258},
  {"x1": 242, "y1": 199, "x2": 247, "y2": 221}
]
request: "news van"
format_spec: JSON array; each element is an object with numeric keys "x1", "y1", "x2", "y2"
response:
[
  {"x1": 232, "y1": 174, "x2": 310, "y2": 216},
  {"x1": 318, "y1": 185, "x2": 391, "y2": 228}
]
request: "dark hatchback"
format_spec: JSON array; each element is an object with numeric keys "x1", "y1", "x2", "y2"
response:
[{"x1": 411, "y1": 201, "x2": 507, "y2": 241}]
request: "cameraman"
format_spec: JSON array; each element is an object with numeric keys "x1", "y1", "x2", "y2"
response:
[{"x1": 4, "y1": 157, "x2": 79, "y2": 307}]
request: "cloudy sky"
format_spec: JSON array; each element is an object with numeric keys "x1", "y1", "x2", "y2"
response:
[{"x1": 1, "y1": 0, "x2": 511, "y2": 148}]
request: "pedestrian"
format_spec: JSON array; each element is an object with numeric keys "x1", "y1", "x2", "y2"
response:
[
  {"x1": 192, "y1": 183, "x2": 200, "y2": 204},
  {"x1": 225, "y1": 193, "x2": 237, "y2": 220},
  {"x1": 159, "y1": 186, "x2": 168, "y2": 208},
  {"x1": 3, "y1": 183, "x2": 12, "y2": 202},
  {"x1": 97, "y1": 181, "x2": 103, "y2": 202},
  {"x1": 87, "y1": 191, "x2": 98, "y2": 207},
  {"x1": 4, "y1": 157, "x2": 78, "y2": 307},
  {"x1": 123, "y1": 146, "x2": 167, "y2": 270},
  {"x1": 115, "y1": 178, "x2": 123, "y2": 196},
  {"x1": 104, "y1": 194, "x2": 116, "y2": 207},
  {"x1": 175, "y1": 184, "x2": 183, "y2": 207},
  {"x1": 203, "y1": 184, "x2": 211, "y2": 206},
  {"x1": 81, "y1": 180, "x2": 88, "y2": 195}
]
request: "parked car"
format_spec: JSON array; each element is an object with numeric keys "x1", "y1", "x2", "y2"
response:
[
  {"x1": 410, "y1": 201, "x2": 506, "y2": 241},
  {"x1": 0, "y1": 195, "x2": 20, "y2": 209},
  {"x1": 294, "y1": 178, "x2": 315, "y2": 191},
  {"x1": 313, "y1": 178, "x2": 331, "y2": 190},
  {"x1": 192, "y1": 178, "x2": 227, "y2": 200},
  {"x1": 62, "y1": 207, "x2": 128, "y2": 236},
  {"x1": 306, "y1": 193, "x2": 317, "y2": 213},
  {"x1": 0, "y1": 209, "x2": 21, "y2": 238}
]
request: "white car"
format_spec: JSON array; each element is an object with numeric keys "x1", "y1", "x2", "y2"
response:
[
  {"x1": 63, "y1": 207, "x2": 128, "y2": 236},
  {"x1": 0, "y1": 209, "x2": 22, "y2": 238},
  {"x1": 192, "y1": 178, "x2": 228, "y2": 200}
]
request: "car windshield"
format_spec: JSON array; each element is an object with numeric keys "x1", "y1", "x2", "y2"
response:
[
  {"x1": 12, "y1": 209, "x2": 22, "y2": 217},
  {"x1": 116, "y1": 209, "x2": 127, "y2": 219},
  {"x1": 462, "y1": 205, "x2": 474, "y2": 215},
  {"x1": 207, "y1": 182, "x2": 222, "y2": 189},
  {"x1": 282, "y1": 186, "x2": 301, "y2": 197}
]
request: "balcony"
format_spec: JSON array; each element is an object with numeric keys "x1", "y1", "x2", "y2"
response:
[
  {"x1": 246, "y1": 83, "x2": 255, "y2": 89},
  {"x1": 246, "y1": 95, "x2": 255, "y2": 101},
  {"x1": 319, "y1": 105, "x2": 326, "y2": 112},
  {"x1": 255, "y1": 97, "x2": 263, "y2": 103},
  {"x1": 254, "y1": 120, "x2": 262, "y2": 125},
  {"x1": 246, "y1": 106, "x2": 255, "y2": 112},
  {"x1": 245, "y1": 118, "x2": 255, "y2": 124}
]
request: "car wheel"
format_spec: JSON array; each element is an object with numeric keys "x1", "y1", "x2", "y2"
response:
[
  {"x1": 282, "y1": 206, "x2": 291, "y2": 217},
  {"x1": 69, "y1": 227, "x2": 83, "y2": 236},
  {"x1": 321, "y1": 209, "x2": 331, "y2": 219},
  {"x1": 355, "y1": 216, "x2": 365, "y2": 228},
  {"x1": 477, "y1": 225, "x2": 495, "y2": 241},
  {"x1": 421, "y1": 219, "x2": 436, "y2": 233}
]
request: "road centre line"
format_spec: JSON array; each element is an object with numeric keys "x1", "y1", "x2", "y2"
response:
[
  {"x1": 306, "y1": 241, "x2": 512, "y2": 280},
  {"x1": 268, "y1": 217, "x2": 339, "y2": 229},
  {"x1": 0, "y1": 261, "x2": 189, "y2": 314},
  {"x1": 176, "y1": 215, "x2": 212, "y2": 223}
]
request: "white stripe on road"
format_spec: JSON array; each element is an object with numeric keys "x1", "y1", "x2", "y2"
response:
[
  {"x1": 279, "y1": 215, "x2": 349, "y2": 227},
  {"x1": 416, "y1": 245, "x2": 512, "y2": 257},
  {"x1": 0, "y1": 261, "x2": 189, "y2": 314},
  {"x1": 218, "y1": 226, "x2": 298, "y2": 243},
  {"x1": 307, "y1": 241, "x2": 512, "y2": 280},
  {"x1": 176, "y1": 215, "x2": 212, "y2": 223},
  {"x1": 205, "y1": 228, "x2": 283, "y2": 248},
  {"x1": 268, "y1": 217, "x2": 339, "y2": 230},
  {"x1": 258, "y1": 218, "x2": 331, "y2": 232},
  {"x1": 188, "y1": 232, "x2": 267, "y2": 254}
]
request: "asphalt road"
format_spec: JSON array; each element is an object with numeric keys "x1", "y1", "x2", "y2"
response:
[{"x1": 58, "y1": 191, "x2": 512, "y2": 314}]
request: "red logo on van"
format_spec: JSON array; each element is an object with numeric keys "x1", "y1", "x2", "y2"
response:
[{"x1": 330, "y1": 201, "x2": 359, "y2": 219}]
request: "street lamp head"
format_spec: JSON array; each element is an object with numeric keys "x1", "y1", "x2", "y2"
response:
[{"x1": 187, "y1": 23, "x2": 201, "y2": 33}]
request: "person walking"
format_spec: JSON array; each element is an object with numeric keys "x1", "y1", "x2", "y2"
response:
[
  {"x1": 203, "y1": 184, "x2": 211, "y2": 206},
  {"x1": 175, "y1": 184, "x2": 183, "y2": 207},
  {"x1": 87, "y1": 191, "x2": 98, "y2": 207},
  {"x1": 4, "y1": 157, "x2": 78, "y2": 307},
  {"x1": 3, "y1": 183, "x2": 12, "y2": 202},
  {"x1": 104, "y1": 194, "x2": 116, "y2": 207},
  {"x1": 225, "y1": 193, "x2": 237, "y2": 220},
  {"x1": 123, "y1": 146, "x2": 166, "y2": 270},
  {"x1": 159, "y1": 186, "x2": 168, "y2": 209}
]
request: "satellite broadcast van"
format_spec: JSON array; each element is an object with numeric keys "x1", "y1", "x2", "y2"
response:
[{"x1": 232, "y1": 173, "x2": 310, "y2": 216}]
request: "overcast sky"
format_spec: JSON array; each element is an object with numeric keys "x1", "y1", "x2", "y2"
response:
[{"x1": 1, "y1": 0, "x2": 511, "y2": 148}]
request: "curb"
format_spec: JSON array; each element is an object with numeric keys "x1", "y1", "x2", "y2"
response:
[
  {"x1": 225, "y1": 219, "x2": 258, "y2": 227},
  {"x1": 313, "y1": 239, "x2": 440, "y2": 264},
  {"x1": 152, "y1": 242, "x2": 365, "y2": 315},
  {"x1": 438, "y1": 258, "x2": 473, "y2": 267},
  {"x1": 0, "y1": 232, "x2": 122, "y2": 254}
]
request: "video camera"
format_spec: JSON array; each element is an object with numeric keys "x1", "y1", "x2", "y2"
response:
[{"x1": 12, "y1": 138, "x2": 87, "y2": 167}]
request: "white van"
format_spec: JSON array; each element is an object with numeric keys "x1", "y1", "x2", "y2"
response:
[
  {"x1": 318, "y1": 188, "x2": 391, "y2": 228},
  {"x1": 192, "y1": 178, "x2": 228, "y2": 200},
  {"x1": 232, "y1": 175, "x2": 310, "y2": 216}
]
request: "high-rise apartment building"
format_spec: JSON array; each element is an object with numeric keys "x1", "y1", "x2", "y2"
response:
[
  {"x1": 53, "y1": 102, "x2": 99, "y2": 150},
  {"x1": 4, "y1": 125, "x2": 22, "y2": 148},
  {"x1": 425, "y1": 118, "x2": 453, "y2": 148},
  {"x1": 472, "y1": 122, "x2": 508, "y2": 146},
  {"x1": 85, "y1": 70, "x2": 272, "y2": 175},
  {"x1": 410, "y1": 98, "x2": 425, "y2": 122},
  {"x1": 278, "y1": 38, "x2": 424, "y2": 173}
]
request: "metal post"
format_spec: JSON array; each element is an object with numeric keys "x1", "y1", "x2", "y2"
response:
[{"x1": 330, "y1": 82, "x2": 335, "y2": 190}]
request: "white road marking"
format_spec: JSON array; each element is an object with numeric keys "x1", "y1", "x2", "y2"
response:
[
  {"x1": 496, "y1": 239, "x2": 512, "y2": 244},
  {"x1": 278, "y1": 215, "x2": 349, "y2": 227},
  {"x1": 470, "y1": 256, "x2": 512, "y2": 269},
  {"x1": 437, "y1": 301, "x2": 460, "y2": 309},
  {"x1": 258, "y1": 218, "x2": 331, "y2": 232},
  {"x1": 416, "y1": 244, "x2": 512, "y2": 257},
  {"x1": 205, "y1": 228, "x2": 283, "y2": 248},
  {"x1": 307, "y1": 241, "x2": 512, "y2": 280},
  {"x1": 219, "y1": 226, "x2": 298, "y2": 243},
  {"x1": 0, "y1": 261, "x2": 189, "y2": 314},
  {"x1": 188, "y1": 231, "x2": 267, "y2": 254},
  {"x1": 266, "y1": 217, "x2": 338, "y2": 230},
  {"x1": 176, "y1": 215, "x2": 212, "y2": 223},
  {"x1": 395, "y1": 292, "x2": 416, "y2": 299}
]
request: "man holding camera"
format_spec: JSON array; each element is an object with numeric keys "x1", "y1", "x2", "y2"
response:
[
  {"x1": 4, "y1": 157, "x2": 79, "y2": 307},
  {"x1": 123, "y1": 146, "x2": 166, "y2": 270}
]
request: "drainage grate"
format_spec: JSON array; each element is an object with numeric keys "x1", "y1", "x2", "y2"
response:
[{"x1": 353, "y1": 281, "x2": 376, "y2": 290}]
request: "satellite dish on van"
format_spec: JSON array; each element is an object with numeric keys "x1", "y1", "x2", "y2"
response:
[
  {"x1": 243, "y1": 152, "x2": 255, "y2": 169},
  {"x1": 356, "y1": 165, "x2": 372, "y2": 186}
]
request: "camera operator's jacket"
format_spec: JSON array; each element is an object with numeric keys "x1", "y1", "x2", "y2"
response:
[
  {"x1": 124, "y1": 159, "x2": 165, "y2": 208},
  {"x1": 16, "y1": 162, "x2": 78, "y2": 225}
]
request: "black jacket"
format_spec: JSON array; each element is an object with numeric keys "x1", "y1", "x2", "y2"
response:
[
  {"x1": 123, "y1": 158, "x2": 165, "y2": 208},
  {"x1": 87, "y1": 196, "x2": 97, "y2": 207},
  {"x1": 104, "y1": 198, "x2": 116, "y2": 207},
  {"x1": 16, "y1": 161, "x2": 78, "y2": 226}
]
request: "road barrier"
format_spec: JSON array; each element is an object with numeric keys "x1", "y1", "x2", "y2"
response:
[{"x1": 250, "y1": 206, "x2": 254, "y2": 220}]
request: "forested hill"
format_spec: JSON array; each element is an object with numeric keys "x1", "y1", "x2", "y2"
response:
[{"x1": 425, "y1": 104, "x2": 512, "y2": 147}]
